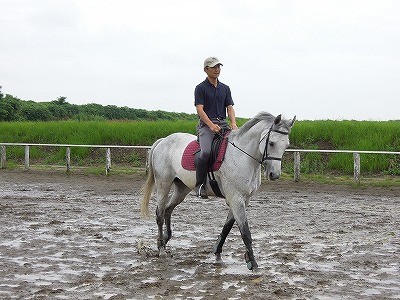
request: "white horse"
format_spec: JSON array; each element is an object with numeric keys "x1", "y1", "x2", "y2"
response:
[{"x1": 141, "y1": 112, "x2": 295, "y2": 271}]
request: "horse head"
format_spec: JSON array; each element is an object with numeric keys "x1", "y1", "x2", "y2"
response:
[{"x1": 260, "y1": 114, "x2": 296, "y2": 180}]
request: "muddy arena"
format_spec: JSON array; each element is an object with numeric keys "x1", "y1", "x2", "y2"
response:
[{"x1": 0, "y1": 170, "x2": 399, "y2": 299}]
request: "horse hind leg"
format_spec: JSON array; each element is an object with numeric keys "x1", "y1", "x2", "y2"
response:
[
  {"x1": 163, "y1": 178, "x2": 191, "y2": 246},
  {"x1": 155, "y1": 185, "x2": 172, "y2": 257},
  {"x1": 156, "y1": 204, "x2": 167, "y2": 257},
  {"x1": 213, "y1": 209, "x2": 235, "y2": 263}
]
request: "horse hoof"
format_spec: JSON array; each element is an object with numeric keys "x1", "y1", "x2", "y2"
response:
[
  {"x1": 247, "y1": 260, "x2": 259, "y2": 272},
  {"x1": 163, "y1": 232, "x2": 170, "y2": 244},
  {"x1": 215, "y1": 253, "x2": 223, "y2": 263},
  {"x1": 159, "y1": 248, "x2": 167, "y2": 258}
]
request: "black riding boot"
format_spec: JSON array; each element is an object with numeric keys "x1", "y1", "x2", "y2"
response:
[{"x1": 195, "y1": 156, "x2": 208, "y2": 199}]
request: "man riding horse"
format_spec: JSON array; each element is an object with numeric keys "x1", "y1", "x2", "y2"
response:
[
  {"x1": 194, "y1": 57, "x2": 238, "y2": 199},
  {"x1": 141, "y1": 56, "x2": 295, "y2": 270}
]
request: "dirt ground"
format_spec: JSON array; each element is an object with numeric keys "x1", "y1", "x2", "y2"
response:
[{"x1": 0, "y1": 169, "x2": 399, "y2": 300}]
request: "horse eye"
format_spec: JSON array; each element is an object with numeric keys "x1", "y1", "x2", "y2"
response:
[{"x1": 269, "y1": 142, "x2": 275, "y2": 147}]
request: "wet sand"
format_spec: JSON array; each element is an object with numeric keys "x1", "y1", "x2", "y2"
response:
[{"x1": 0, "y1": 170, "x2": 399, "y2": 299}]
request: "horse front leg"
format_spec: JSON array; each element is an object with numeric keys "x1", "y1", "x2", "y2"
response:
[
  {"x1": 231, "y1": 201, "x2": 258, "y2": 271},
  {"x1": 213, "y1": 209, "x2": 235, "y2": 263},
  {"x1": 240, "y1": 220, "x2": 258, "y2": 271}
]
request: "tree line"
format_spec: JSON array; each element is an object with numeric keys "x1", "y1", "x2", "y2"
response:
[{"x1": 0, "y1": 87, "x2": 197, "y2": 122}]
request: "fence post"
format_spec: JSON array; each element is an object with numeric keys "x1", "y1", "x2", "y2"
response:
[
  {"x1": 294, "y1": 151, "x2": 300, "y2": 182},
  {"x1": 24, "y1": 145, "x2": 30, "y2": 171},
  {"x1": 354, "y1": 152, "x2": 360, "y2": 183},
  {"x1": 106, "y1": 148, "x2": 111, "y2": 175},
  {"x1": 66, "y1": 147, "x2": 71, "y2": 174},
  {"x1": 1, "y1": 145, "x2": 6, "y2": 169}
]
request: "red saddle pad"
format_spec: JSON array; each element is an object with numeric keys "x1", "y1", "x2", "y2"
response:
[{"x1": 181, "y1": 136, "x2": 229, "y2": 171}]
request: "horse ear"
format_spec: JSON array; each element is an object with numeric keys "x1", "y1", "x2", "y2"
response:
[
  {"x1": 274, "y1": 114, "x2": 282, "y2": 125},
  {"x1": 290, "y1": 115, "x2": 296, "y2": 127}
]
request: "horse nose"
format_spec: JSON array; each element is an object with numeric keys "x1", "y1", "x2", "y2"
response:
[{"x1": 269, "y1": 172, "x2": 279, "y2": 181}]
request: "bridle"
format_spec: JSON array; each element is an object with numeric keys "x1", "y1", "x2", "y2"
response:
[
  {"x1": 260, "y1": 126, "x2": 290, "y2": 164},
  {"x1": 223, "y1": 124, "x2": 289, "y2": 166}
]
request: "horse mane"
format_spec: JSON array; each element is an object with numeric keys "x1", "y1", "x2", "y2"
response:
[
  {"x1": 234, "y1": 112, "x2": 275, "y2": 137},
  {"x1": 233, "y1": 111, "x2": 292, "y2": 137}
]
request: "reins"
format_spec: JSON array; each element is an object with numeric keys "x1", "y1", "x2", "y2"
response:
[
  {"x1": 217, "y1": 124, "x2": 289, "y2": 166},
  {"x1": 227, "y1": 139, "x2": 263, "y2": 164}
]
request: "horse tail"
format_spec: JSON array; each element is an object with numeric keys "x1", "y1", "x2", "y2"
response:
[{"x1": 141, "y1": 138, "x2": 163, "y2": 218}]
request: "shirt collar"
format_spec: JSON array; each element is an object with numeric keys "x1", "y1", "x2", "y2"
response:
[{"x1": 204, "y1": 78, "x2": 220, "y2": 88}]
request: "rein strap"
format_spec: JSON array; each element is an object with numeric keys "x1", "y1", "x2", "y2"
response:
[{"x1": 226, "y1": 126, "x2": 289, "y2": 166}]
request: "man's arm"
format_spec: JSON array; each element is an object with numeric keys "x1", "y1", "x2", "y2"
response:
[{"x1": 227, "y1": 105, "x2": 238, "y2": 130}]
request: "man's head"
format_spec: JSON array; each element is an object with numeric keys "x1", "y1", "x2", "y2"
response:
[{"x1": 204, "y1": 57, "x2": 223, "y2": 79}]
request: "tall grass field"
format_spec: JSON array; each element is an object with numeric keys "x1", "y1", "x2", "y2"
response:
[{"x1": 0, "y1": 119, "x2": 399, "y2": 175}]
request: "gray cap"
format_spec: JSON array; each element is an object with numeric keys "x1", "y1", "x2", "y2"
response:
[{"x1": 204, "y1": 57, "x2": 223, "y2": 68}]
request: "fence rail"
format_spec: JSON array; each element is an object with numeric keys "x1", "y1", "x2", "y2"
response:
[
  {"x1": 285, "y1": 149, "x2": 400, "y2": 182},
  {"x1": 0, "y1": 143, "x2": 150, "y2": 175},
  {"x1": 1, "y1": 143, "x2": 399, "y2": 181}
]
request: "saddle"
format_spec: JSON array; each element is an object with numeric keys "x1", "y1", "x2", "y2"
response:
[
  {"x1": 181, "y1": 130, "x2": 230, "y2": 172},
  {"x1": 181, "y1": 130, "x2": 231, "y2": 198}
]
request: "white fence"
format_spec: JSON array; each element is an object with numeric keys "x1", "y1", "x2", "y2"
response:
[
  {"x1": 1, "y1": 143, "x2": 399, "y2": 182},
  {"x1": 285, "y1": 149, "x2": 400, "y2": 182},
  {"x1": 0, "y1": 143, "x2": 149, "y2": 175}
]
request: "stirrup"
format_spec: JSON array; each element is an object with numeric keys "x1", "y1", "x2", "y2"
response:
[{"x1": 196, "y1": 183, "x2": 208, "y2": 199}]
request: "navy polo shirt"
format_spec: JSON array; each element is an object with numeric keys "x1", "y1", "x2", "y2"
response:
[{"x1": 194, "y1": 78, "x2": 234, "y2": 120}]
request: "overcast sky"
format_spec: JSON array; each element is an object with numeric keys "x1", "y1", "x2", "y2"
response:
[{"x1": 1, "y1": 0, "x2": 399, "y2": 120}]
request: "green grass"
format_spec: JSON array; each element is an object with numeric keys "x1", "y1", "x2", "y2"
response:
[
  {"x1": 289, "y1": 120, "x2": 400, "y2": 175},
  {"x1": 0, "y1": 120, "x2": 197, "y2": 145},
  {"x1": 1, "y1": 119, "x2": 399, "y2": 176}
]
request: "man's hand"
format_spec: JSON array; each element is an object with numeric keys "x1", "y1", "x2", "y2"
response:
[
  {"x1": 230, "y1": 123, "x2": 238, "y2": 130},
  {"x1": 209, "y1": 123, "x2": 221, "y2": 133}
]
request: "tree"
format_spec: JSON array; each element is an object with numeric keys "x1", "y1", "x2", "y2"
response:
[
  {"x1": 52, "y1": 96, "x2": 67, "y2": 105},
  {"x1": 0, "y1": 94, "x2": 22, "y2": 121},
  {"x1": 20, "y1": 102, "x2": 51, "y2": 121},
  {"x1": 0, "y1": 92, "x2": 197, "y2": 121}
]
